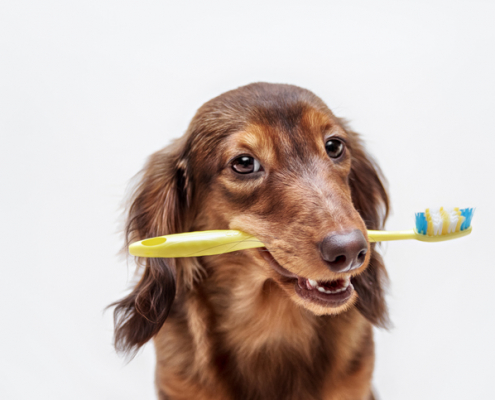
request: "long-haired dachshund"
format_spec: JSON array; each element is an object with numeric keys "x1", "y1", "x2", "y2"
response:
[{"x1": 112, "y1": 83, "x2": 389, "y2": 400}]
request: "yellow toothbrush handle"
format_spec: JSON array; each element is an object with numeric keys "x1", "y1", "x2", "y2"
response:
[
  {"x1": 367, "y1": 230, "x2": 417, "y2": 242},
  {"x1": 129, "y1": 230, "x2": 265, "y2": 258},
  {"x1": 130, "y1": 227, "x2": 473, "y2": 258}
]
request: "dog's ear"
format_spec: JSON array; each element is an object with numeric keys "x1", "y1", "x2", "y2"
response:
[
  {"x1": 111, "y1": 140, "x2": 193, "y2": 355},
  {"x1": 347, "y1": 130, "x2": 390, "y2": 328}
]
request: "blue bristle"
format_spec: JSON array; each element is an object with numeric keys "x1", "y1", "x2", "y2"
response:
[
  {"x1": 460, "y1": 208, "x2": 474, "y2": 231},
  {"x1": 415, "y1": 212, "x2": 427, "y2": 235}
]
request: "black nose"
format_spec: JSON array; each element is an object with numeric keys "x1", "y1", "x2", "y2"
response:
[{"x1": 319, "y1": 229, "x2": 368, "y2": 272}]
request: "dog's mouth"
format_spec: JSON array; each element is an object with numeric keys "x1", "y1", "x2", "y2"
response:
[{"x1": 258, "y1": 248, "x2": 354, "y2": 307}]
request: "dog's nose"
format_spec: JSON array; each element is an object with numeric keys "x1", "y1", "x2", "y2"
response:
[{"x1": 320, "y1": 229, "x2": 368, "y2": 272}]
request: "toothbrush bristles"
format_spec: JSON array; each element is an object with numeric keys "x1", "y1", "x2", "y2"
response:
[{"x1": 415, "y1": 207, "x2": 474, "y2": 236}]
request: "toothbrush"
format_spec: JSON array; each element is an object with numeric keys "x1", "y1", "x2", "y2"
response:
[
  {"x1": 129, "y1": 207, "x2": 474, "y2": 258},
  {"x1": 367, "y1": 207, "x2": 474, "y2": 242}
]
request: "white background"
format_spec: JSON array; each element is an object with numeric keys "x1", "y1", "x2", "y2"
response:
[{"x1": 1, "y1": 1, "x2": 494, "y2": 399}]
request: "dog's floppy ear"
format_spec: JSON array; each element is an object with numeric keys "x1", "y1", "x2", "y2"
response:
[
  {"x1": 111, "y1": 139, "x2": 193, "y2": 355},
  {"x1": 346, "y1": 129, "x2": 390, "y2": 328}
]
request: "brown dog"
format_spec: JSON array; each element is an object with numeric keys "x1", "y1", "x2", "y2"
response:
[{"x1": 112, "y1": 83, "x2": 389, "y2": 400}]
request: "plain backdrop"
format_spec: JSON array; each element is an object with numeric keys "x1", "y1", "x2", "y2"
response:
[{"x1": 1, "y1": 1, "x2": 494, "y2": 399}]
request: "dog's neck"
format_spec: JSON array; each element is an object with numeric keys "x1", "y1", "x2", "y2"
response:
[
  {"x1": 188, "y1": 252, "x2": 372, "y2": 398},
  {"x1": 156, "y1": 252, "x2": 374, "y2": 399}
]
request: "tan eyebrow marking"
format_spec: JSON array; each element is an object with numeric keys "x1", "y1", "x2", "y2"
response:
[{"x1": 223, "y1": 124, "x2": 278, "y2": 167}]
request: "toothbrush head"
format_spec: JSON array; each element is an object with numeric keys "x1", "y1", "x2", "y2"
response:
[{"x1": 414, "y1": 207, "x2": 474, "y2": 241}]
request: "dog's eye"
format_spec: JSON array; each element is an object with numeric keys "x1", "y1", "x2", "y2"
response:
[
  {"x1": 231, "y1": 156, "x2": 262, "y2": 174},
  {"x1": 325, "y1": 139, "x2": 345, "y2": 159}
]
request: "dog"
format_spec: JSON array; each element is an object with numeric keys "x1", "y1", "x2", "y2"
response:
[{"x1": 112, "y1": 83, "x2": 389, "y2": 400}]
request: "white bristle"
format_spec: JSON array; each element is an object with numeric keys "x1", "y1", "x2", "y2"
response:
[{"x1": 429, "y1": 208, "x2": 443, "y2": 235}]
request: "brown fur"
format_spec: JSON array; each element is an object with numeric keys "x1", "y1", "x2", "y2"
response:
[{"x1": 111, "y1": 83, "x2": 389, "y2": 399}]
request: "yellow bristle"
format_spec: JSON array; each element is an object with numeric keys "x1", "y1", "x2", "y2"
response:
[{"x1": 426, "y1": 208, "x2": 434, "y2": 236}]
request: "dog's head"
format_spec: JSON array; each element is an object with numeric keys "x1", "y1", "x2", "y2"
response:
[{"x1": 112, "y1": 83, "x2": 389, "y2": 354}]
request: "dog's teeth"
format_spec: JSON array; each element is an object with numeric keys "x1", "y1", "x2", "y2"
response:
[
  {"x1": 308, "y1": 278, "x2": 352, "y2": 295},
  {"x1": 305, "y1": 279, "x2": 315, "y2": 290}
]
